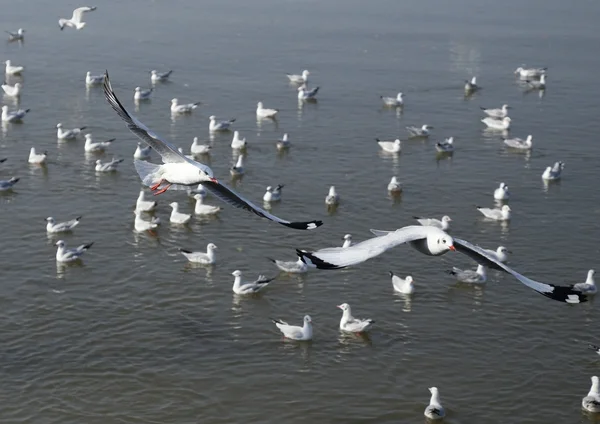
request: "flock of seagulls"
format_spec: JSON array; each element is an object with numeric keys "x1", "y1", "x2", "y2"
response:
[{"x1": 0, "y1": 6, "x2": 597, "y2": 421}]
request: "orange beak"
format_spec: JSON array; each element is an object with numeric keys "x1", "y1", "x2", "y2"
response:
[{"x1": 448, "y1": 244, "x2": 456, "y2": 251}]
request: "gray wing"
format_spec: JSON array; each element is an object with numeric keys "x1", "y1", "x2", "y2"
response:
[
  {"x1": 72, "y1": 6, "x2": 96, "y2": 22},
  {"x1": 54, "y1": 217, "x2": 80, "y2": 231}
]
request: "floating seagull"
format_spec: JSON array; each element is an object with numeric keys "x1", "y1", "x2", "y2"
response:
[
  {"x1": 84, "y1": 133, "x2": 115, "y2": 153},
  {"x1": 390, "y1": 272, "x2": 414, "y2": 295},
  {"x1": 263, "y1": 185, "x2": 283, "y2": 202},
  {"x1": 134, "y1": 211, "x2": 160, "y2": 233},
  {"x1": 188, "y1": 183, "x2": 207, "y2": 200},
  {"x1": 424, "y1": 387, "x2": 446, "y2": 420},
  {"x1": 230, "y1": 154, "x2": 245, "y2": 177},
  {"x1": 482, "y1": 117, "x2": 511, "y2": 130},
  {"x1": 135, "y1": 190, "x2": 157, "y2": 213},
  {"x1": 542, "y1": 161, "x2": 564, "y2": 181},
  {"x1": 574, "y1": 270, "x2": 596, "y2": 295},
  {"x1": 133, "y1": 142, "x2": 152, "y2": 160},
  {"x1": 230, "y1": 131, "x2": 247, "y2": 150},
  {"x1": 286, "y1": 70, "x2": 309, "y2": 84},
  {"x1": 55, "y1": 240, "x2": 93, "y2": 263},
  {"x1": 232, "y1": 270, "x2": 274, "y2": 295},
  {"x1": 588, "y1": 344, "x2": 600, "y2": 356},
  {"x1": 193, "y1": 194, "x2": 221, "y2": 215},
  {"x1": 325, "y1": 186, "x2": 339, "y2": 206},
  {"x1": 0, "y1": 177, "x2": 19, "y2": 191},
  {"x1": 525, "y1": 74, "x2": 547, "y2": 89},
  {"x1": 494, "y1": 183, "x2": 510, "y2": 201},
  {"x1": 484, "y1": 246, "x2": 511, "y2": 263},
  {"x1": 179, "y1": 243, "x2": 217, "y2": 264},
  {"x1": 150, "y1": 70, "x2": 172, "y2": 83},
  {"x1": 169, "y1": 201, "x2": 191, "y2": 224},
  {"x1": 477, "y1": 205, "x2": 511, "y2": 221},
  {"x1": 59, "y1": 6, "x2": 97, "y2": 30},
  {"x1": 1, "y1": 105, "x2": 30, "y2": 123},
  {"x1": 190, "y1": 137, "x2": 211, "y2": 155},
  {"x1": 504, "y1": 135, "x2": 532, "y2": 150},
  {"x1": 582, "y1": 376, "x2": 600, "y2": 413},
  {"x1": 337, "y1": 303, "x2": 374, "y2": 334},
  {"x1": 514, "y1": 66, "x2": 547, "y2": 78},
  {"x1": 277, "y1": 133, "x2": 290, "y2": 150},
  {"x1": 209, "y1": 115, "x2": 235, "y2": 132},
  {"x1": 481, "y1": 104, "x2": 510, "y2": 119},
  {"x1": 448, "y1": 264, "x2": 487, "y2": 284},
  {"x1": 406, "y1": 125, "x2": 433, "y2": 137},
  {"x1": 376, "y1": 138, "x2": 401, "y2": 153},
  {"x1": 256, "y1": 102, "x2": 278, "y2": 119},
  {"x1": 6, "y1": 28, "x2": 25, "y2": 42},
  {"x1": 57, "y1": 123, "x2": 86, "y2": 140},
  {"x1": 5, "y1": 60, "x2": 24, "y2": 76},
  {"x1": 85, "y1": 71, "x2": 104, "y2": 85},
  {"x1": 46, "y1": 216, "x2": 81, "y2": 233},
  {"x1": 464, "y1": 76, "x2": 479, "y2": 92},
  {"x1": 414, "y1": 215, "x2": 452, "y2": 231},
  {"x1": 28, "y1": 148, "x2": 47, "y2": 164},
  {"x1": 435, "y1": 137, "x2": 454, "y2": 153},
  {"x1": 103, "y1": 73, "x2": 322, "y2": 230},
  {"x1": 298, "y1": 86, "x2": 319, "y2": 100},
  {"x1": 95, "y1": 158, "x2": 123, "y2": 172},
  {"x1": 342, "y1": 234, "x2": 353, "y2": 248},
  {"x1": 271, "y1": 315, "x2": 312, "y2": 341},
  {"x1": 134, "y1": 87, "x2": 153, "y2": 101},
  {"x1": 171, "y1": 98, "x2": 201, "y2": 114},
  {"x1": 295, "y1": 225, "x2": 587, "y2": 303},
  {"x1": 1, "y1": 81, "x2": 22, "y2": 97},
  {"x1": 387, "y1": 176, "x2": 402, "y2": 194},
  {"x1": 381, "y1": 92, "x2": 404, "y2": 107},
  {"x1": 269, "y1": 256, "x2": 309, "y2": 274}
]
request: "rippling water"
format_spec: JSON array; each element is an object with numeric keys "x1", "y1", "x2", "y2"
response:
[{"x1": 2, "y1": 0, "x2": 600, "y2": 422}]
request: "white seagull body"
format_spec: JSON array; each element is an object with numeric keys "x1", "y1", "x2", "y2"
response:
[
  {"x1": 256, "y1": 102, "x2": 278, "y2": 119},
  {"x1": 482, "y1": 117, "x2": 511, "y2": 130},
  {"x1": 150, "y1": 70, "x2": 172, "y2": 82},
  {"x1": 387, "y1": 176, "x2": 402, "y2": 193},
  {"x1": 435, "y1": 137, "x2": 454, "y2": 153},
  {"x1": 298, "y1": 86, "x2": 320, "y2": 100},
  {"x1": 477, "y1": 205, "x2": 511, "y2": 221},
  {"x1": 59, "y1": 6, "x2": 97, "y2": 30},
  {"x1": 179, "y1": 243, "x2": 217, "y2": 264},
  {"x1": 57, "y1": 123, "x2": 86, "y2": 140},
  {"x1": 134, "y1": 212, "x2": 160, "y2": 233},
  {"x1": 481, "y1": 104, "x2": 510, "y2": 119},
  {"x1": 337, "y1": 303, "x2": 374, "y2": 333},
  {"x1": 390, "y1": 272, "x2": 414, "y2": 295},
  {"x1": 464, "y1": 76, "x2": 479, "y2": 92},
  {"x1": 542, "y1": 161, "x2": 564, "y2": 181},
  {"x1": 232, "y1": 270, "x2": 274, "y2": 295},
  {"x1": 84, "y1": 134, "x2": 115, "y2": 153},
  {"x1": 271, "y1": 315, "x2": 312, "y2": 340},
  {"x1": 381, "y1": 92, "x2": 404, "y2": 107},
  {"x1": 190, "y1": 137, "x2": 212, "y2": 155},
  {"x1": 484, "y1": 246, "x2": 511, "y2": 263},
  {"x1": 193, "y1": 194, "x2": 221, "y2": 215},
  {"x1": 526, "y1": 74, "x2": 547, "y2": 89},
  {"x1": 376, "y1": 138, "x2": 401, "y2": 153},
  {"x1": 209, "y1": 115, "x2": 235, "y2": 131},
  {"x1": 449, "y1": 264, "x2": 487, "y2": 284},
  {"x1": 5, "y1": 60, "x2": 24, "y2": 76},
  {"x1": 0, "y1": 177, "x2": 19, "y2": 191},
  {"x1": 55, "y1": 240, "x2": 93, "y2": 263},
  {"x1": 582, "y1": 376, "x2": 600, "y2": 413},
  {"x1": 134, "y1": 87, "x2": 153, "y2": 100},
  {"x1": 95, "y1": 158, "x2": 123, "y2": 172},
  {"x1": 28, "y1": 148, "x2": 47, "y2": 164},
  {"x1": 85, "y1": 71, "x2": 104, "y2": 85},
  {"x1": 406, "y1": 125, "x2": 433, "y2": 137},
  {"x1": 342, "y1": 234, "x2": 353, "y2": 248},
  {"x1": 230, "y1": 131, "x2": 247, "y2": 150},
  {"x1": 574, "y1": 270, "x2": 596, "y2": 295},
  {"x1": 263, "y1": 185, "x2": 283, "y2": 202},
  {"x1": 286, "y1": 70, "x2": 309, "y2": 84},
  {"x1": 46, "y1": 216, "x2": 81, "y2": 233},
  {"x1": 325, "y1": 186, "x2": 339, "y2": 206},
  {"x1": 135, "y1": 190, "x2": 157, "y2": 213},
  {"x1": 1, "y1": 81, "x2": 22, "y2": 97},
  {"x1": 230, "y1": 154, "x2": 245, "y2": 177},
  {"x1": 414, "y1": 215, "x2": 452, "y2": 231},
  {"x1": 515, "y1": 66, "x2": 547, "y2": 78},
  {"x1": 269, "y1": 257, "x2": 309, "y2": 274},
  {"x1": 6, "y1": 29, "x2": 25, "y2": 42},
  {"x1": 277, "y1": 133, "x2": 290, "y2": 150},
  {"x1": 171, "y1": 98, "x2": 200, "y2": 114},
  {"x1": 1, "y1": 105, "x2": 30, "y2": 123},
  {"x1": 504, "y1": 135, "x2": 532, "y2": 150},
  {"x1": 494, "y1": 183, "x2": 510, "y2": 200},
  {"x1": 169, "y1": 202, "x2": 191, "y2": 224},
  {"x1": 424, "y1": 387, "x2": 445, "y2": 420},
  {"x1": 133, "y1": 142, "x2": 152, "y2": 160}
]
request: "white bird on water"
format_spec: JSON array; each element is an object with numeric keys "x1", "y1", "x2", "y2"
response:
[
  {"x1": 542, "y1": 161, "x2": 564, "y2": 181},
  {"x1": 414, "y1": 215, "x2": 452, "y2": 231},
  {"x1": 263, "y1": 185, "x2": 283, "y2": 202},
  {"x1": 171, "y1": 98, "x2": 201, "y2": 114},
  {"x1": 269, "y1": 256, "x2": 309, "y2": 274},
  {"x1": 179, "y1": 243, "x2": 217, "y2": 264},
  {"x1": 95, "y1": 158, "x2": 123, "y2": 172},
  {"x1": 150, "y1": 70, "x2": 173, "y2": 83},
  {"x1": 424, "y1": 387, "x2": 445, "y2": 420},
  {"x1": 134, "y1": 211, "x2": 160, "y2": 233},
  {"x1": 57, "y1": 123, "x2": 86, "y2": 140},
  {"x1": 494, "y1": 183, "x2": 510, "y2": 201},
  {"x1": 484, "y1": 246, "x2": 511, "y2": 263},
  {"x1": 5, "y1": 60, "x2": 24, "y2": 76},
  {"x1": 526, "y1": 74, "x2": 547, "y2": 89},
  {"x1": 190, "y1": 137, "x2": 211, "y2": 155},
  {"x1": 1, "y1": 105, "x2": 30, "y2": 123},
  {"x1": 133, "y1": 142, "x2": 152, "y2": 160},
  {"x1": 6, "y1": 28, "x2": 25, "y2": 42},
  {"x1": 46, "y1": 216, "x2": 82, "y2": 233},
  {"x1": 169, "y1": 202, "x2": 192, "y2": 224},
  {"x1": 230, "y1": 155, "x2": 245, "y2": 177},
  {"x1": 342, "y1": 234, "x2": 353, "y2": 248},
  {"x1": 387, "y1": 176, "x2": 402, "y2": 194},
  {"x1": 59, "y1": 6, "x2": 97, "y2": 30},
  {"x1": 376, "y1": 138, "x2": 401, "y2": 153},
  {"x1": 0, "y1": 177, "x2": 19, "y2": 191},
  {"x1": 582, "y1": 376, "x2": 600, "y2": 413},
  {"x1": 232, "y1": 270, "x2": 274, "y2": 295},
  {"x1": 406, "y1": 125, "x2": 433, "y2": 137},
  {"x1": 84, "y1": 133, "x2": 115, "y2": 153},
  {"x1": 381, "y1": 92, "x2": 404, "y2": 107},
  {"x1": 481, "y1": 104, "x2": 510, "y2": 119},
  {"x1": 514, "y1": 66, "x2": 547, "y2": 78},
  {"x1": 230, "y1": 131, "x2": 247, "y2": 150},
  {"x1": 574, "y1": 269, "x2": 596, "y2": 295},
  {"x1": 1, "y1": 81, "x2": 22, "y2": 97},
  {"x1": 435, "y1": 137, "x2": 454, "y2": 153},
  {"x1": 134, "y1": 87, "x2": 153, "y2": 101},
  {"x1": 28, "y1": 148, "x2": 47, "y2": 164},
  {"x1": 193, "y1": 194, "x2": 221, "y2": 215},
  {"x1": 55, "y1": 240, "x2": 93, "y2": 263},
  {"x1": 135, "y1": 190, "x2": 157, "y2": 213},
  {"x1": 504, "y1": 135, "x2": 532, "y2": 150},
  {"x1": 209, "y1": 115, "x2": 235, "y2": 132},
  {"x1": 286, "y1": 70, "x2": 309, "y2": 84},
  {"x1": 297, "y1": 85, "x2": 319, "y2": 100},
  {"x1": 325, "y1": 186, "x2": 339, "y2": 206},
  {"x1": 482, "y1": 116, "x2": 511, "y2": 130},
  {"x1": 271, "y1": 315, "x2": 312, "y2": 341},
  {"x1": 85, "y1": 71, "x2": 104, "y2": 85},
  {"x1": 277, "y1": 133, "x2": 290, "y2": 150},
  {"x1": 390, "y1": 272, "x2": 414, "y2": 295},
  {"x1": 337, "y1": 303, "x2": 374, "y2": 334},
  {"x1": 477, "y1": 205, "x2": 511, "y2": 221},
  {"x1": 449, "y1": 264, "x2": 487, "y2": 284},
  {"x1": 256, "y1": 102, "x2": 278, "y2": 119},
  {"x1": 464, "y1": 76, "x2": 479, "y2": 92}
]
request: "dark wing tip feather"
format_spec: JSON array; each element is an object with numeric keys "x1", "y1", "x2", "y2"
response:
[
  {"x1": 282, "y1": 220, "x2": 323, "y2": 230},
  {"x1": 270, "y1": 317, "x2": 283, "y2": 324},
  {"x1": 267, "y1": 257, "x2": 276, "y2": 263},
  {"x1": 412, "y1": 216, "x2": 421, "y2": 220},
  {"x1": 83, "y1": 242, "x2": 94, "y2": 250},
  {"x1": 295, "y1": 249, "x2": 342, "y2": 270},
  {"x1": 75, "y1": 216, "x2": 82, "y2": 221},
  {"x1": 542, "y1": 285, "x2": 588, "y2": 304},
  {"x1": 588, "y1": 344, "x2": 600, "y2": 352}
]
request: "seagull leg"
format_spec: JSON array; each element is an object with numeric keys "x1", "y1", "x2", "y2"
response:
[
  {"x1": 150, "y1": 179, "x2": 164, "y2": 191},
  {"x1": 153, "y1": 184, "x2": 172, "y2": 196}
]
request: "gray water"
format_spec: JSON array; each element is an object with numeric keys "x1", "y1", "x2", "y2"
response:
[{"x1": 2, "y1": 0, "x2": 600, "y2": 422}]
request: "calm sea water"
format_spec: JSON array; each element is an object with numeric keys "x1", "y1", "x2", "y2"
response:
[{"x1": 2, "y1": 0, "x2": 600, "y2": 422}]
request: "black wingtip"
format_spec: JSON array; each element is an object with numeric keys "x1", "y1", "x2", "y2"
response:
[
  {"x1": 75, "y1": 216, "x2": 82, "y2": 221},
  {"x1": 179, "y1": 248, "x2": 192, "y2": 254},
  {"x1": 267, "y1": 257, "x2": 276, "y2": 263},
  {"x1": 588, "y1": 344, "x2": 600, "y2": 352},
  {"x1": 283, "y1": 220, "x2": 323, "y2": 230},
  {"x1": 475, "y1": 206, "x2": 483, "y2": 209},
  {"x1": 389, "y1": 271, "x2": 394, "y2": 277},
  {"x1": 25, "y1": 108, "x2": 31, "y2": 113},
  {"x1": 106, "y1": 138, "x2": 116, "y2": 143},
  {"x1": 375, "y1": 138, "x2": 380, "y2": 142},
  {"x1": 269, "y1": 317, "x2": 283, "y2": 325},
  {"x1": 83, "y1": 242, "x2": 94, "y2": 250},
  {"x1": 412, "y1": 216, "x2": 421, "y2": 220},
  {"x1": 295, "y1": 248, "x2": 342, "y2": 270},
  {"x1": 0, "y1": 158, "x2": 6, "y2": 163},
  {"x1": 542, "y1": 285, "x2": 588, "y2": 304},
  {"x1": 80, "y1": 126, "x2": 87, "y2": 131},
  {"x1": 446, "y1": 270, "x2": 456, "y2": 276},
  {"x1": 479, "y1": 106, "x2": 486, "y2": 110}
]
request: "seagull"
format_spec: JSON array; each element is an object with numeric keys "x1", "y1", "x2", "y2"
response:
[
  {"x1": 179, "y1": 243, "x2": 217, "y2": 264},
  {"x1": 582, "y1": 376, "x2": 600, "y2": 413},
  {"x1": 414, "y1": 215, "x2": 452, "y2": 231},
  {"x1": 337, "y1": 303, "x2": 374, "y2": 334},
  {"x1": 57, "y1": 123, "x2": 86, "y2": 140},
  {"x1": 271, "y1": 315, "x2": 312, "y2": 340},
  {"x1": 482, "y1": 117, "x2": 511, "y2": 130},
  {"x1": 134, "y1": 87, "x2": 153, "y2": 101},
  {"x1": 230, "y1": 131, "x2": 247, "y2": 150},
  {"x1": 85, "y1": 71, "x2": 104, "y2": 85},
  {"x1": 494, "y1": 183, "x2": 510, "y2": 200},
  {"x1": 1, "y1": 81, "x2": 22, "y2": 97},
  {"x1": 277, "y1": 133, "x2": 290, "y2": 150},
  {"x1": 84, "y1": 134, "x2": 115, "y2": 153},
  {"x1": 135, "y1": 190, "x2": 157, "y2": 213},
  {"x1": 256, "y1": 102, "x2": 278, "y2": 119},
  {"x1": 209, "y1": 115, "x2": 235, "y2": 132},
  {"x1": 232, "y1": 270, "x2": 274, "y2": 295},
  {"x1": 150, "y1": 70, "x2": 173, "y2": 83},
  {"x1": 295, "y1": 225, "x2": 588, "y2": 303},
  {"x1": 169, "y1": 202, "x2": 191, "y2": 224},
  {"x1": 171, "y1": 99, "x2": 201, "y2": 114},
  {"x1": 6, "y1": 28, "x2": 25, "y2": 42},
  {"x1": 515, "y1": 66, "x2": 547, "y2": 78},
  {"x1": 325, "y1": 186, "x2": 339, "y2": 206},
  {"x1": 103, "y1": 72, "x2": 323, "y2": 230},
  {"x1": 5, "y1": 60, "x2": 24, "y2": 76},
  {"x1": 406, "y1": 125, "x2": 433, "y2": 137},
  {"x1": 297, "y1": 86, "x2": 319, "y2": 100},
  {"x1": 387, "y1": 176, "x2": 402, "y2": 194},
  {"x1": 59, "y1": 6, "x2": 97, "y2": 30},
  {"x1": 46, "y1": 216, "x2": 82, "y2": 233},
  {"x1": 448, "y1": 264, "x2": 487, "y2": 284},
  {"x1": 263, "y1": 185, "x2": 283, "y2": 202},
  {"x1": 376, "y1": 138, "x2": 401, "y2": 153},
  {"x1": 525, "y1": 74, "x2": 547, "y2": 89},
  {"x1": 574, "y1": 270, "x2": 597, "y2": 295},
  {"x1": 230, "y1": 155, "x2": 245, "y2": 177},
  {"x1": 484, "y1": 246, "x2": 511, "y2": 263},
  {"x1": 193, "y1": 194, "x2": 221, "y2": 215},
  {"x1": 55, "y1": 240, "x2": 93, "y2": 263},
  {"x1": 189, "y1": 137, "x2": 211, "y2": 155},
  {"x1": 134, "y1": 211, "x2": 160, "y2": 233},
  {"x1": 342, "y1": 234, "x2": 353, "y2": 248},
  {"x1": 95, "y1": 158, "x2": 123, "y2": 172},
  {"x1": 477, "y1": 205, "x2": 511, "y2": 221},
  {"x1": 542, "y1": 161, "x2": 564, "y2": 181},
  {"x1": 464, "y1": 76, "x2": 479, "y2": 92},
  {"x1": 1, "y1": 105, "x2": 30, "y2": 123},
  {"x1": 390, "y1": 272, "x2": 414, "y2": 295},
  {"x1": 0, "y1": 177, "x2": 19, "y2": 191},
  {"x1": 28, "y1": 148, "x2": 48, "y2": 164},
  {"x1": 269, "y1": 257, "x2": 309, "y2": 274},
  {"x1": 435, "y1": 137, "x2": 454, "y2": 153},
  {"x1": 504, "y1": 135, "x2": 532, "y2": 150},
  {"x1": 286, "y1": 70, "x2": 309, "y2": 84},
  {"x1": 588, "y1": 344, "x2": 600, "y2": 356},
  {"x1": 133, "y1": 142, "x2": 152, "y2": 160},
  {"x1": 424, "y1": 387, "x2": 445, "y2": 420},
  {"x1": 188, "y1": 183, "x2": 207, "y2": 200},
  {"x1": 481, "y1": 104, "x2": 510, "y2": 119},
  {"x1": 381, "y1": 92, "x2": 404, "y2": 107}
]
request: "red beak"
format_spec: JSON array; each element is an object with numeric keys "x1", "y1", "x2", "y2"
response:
[
  {"x1": 336, "y1": 305, "x2": 343, "y2": 309},
  {"x1": 210, "y1": 177, "x2": 219, "y2": 183},
  {"x1": 449, "y1": 245, "x2": 456, "y2": 251}
]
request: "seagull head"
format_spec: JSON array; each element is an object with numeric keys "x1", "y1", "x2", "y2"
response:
[
  {"x1": 405, "y1": 276, "x2": 414, "y2": 284},
  {"x1": 265, "y1": 186, "x2": 273, "y2": 192},
  {"x1": 209, "y1": 115, "x2": 216, "y2": 121},
  {"x1": 303, "y1": 315, "x2": 312, "y2": 324},
  {"x1": 18, "y1": 29, "x2": 24, "y2": 35},
  {"x1": 231, "y1": 270, "x2": 242, "y2": 277},
  {"x1": 336, "y1": 303, "x2": 350, "y2": 311},
  {"x1": 343, "y1": 234, "x2": 352, "y2": 241},
  {"x1": 302, "y1": 70, "x2": 310, "y2": 77},
  {"x1": 55, "y1": 240, "x2": 65, "y2": 248},
  {"x1": 514, "y1": 67, "x2": 524, "y2": 74},
  {"x1": 171, "y1": 98, "x2": 178, "y2": 105},
  {"x1": 441, "y1": 216, "x2": 452, "y2": 223},
  {"x1": 207, "y1": 243, "x2": 217, "y2": 251},
  {"x1": 95, "y1": 160, "x2": 101, "y2": 165},
  {"x1": 45, "y1": 217, "x2": 55, "y2": 223},
  {"x1": 502, "y1": 205, "x2": 511, "y2": 212},
  {"x1": 1, "y1": 105, "x2": 7, "y2": 113},
  {"x1": 56, "y1": 123, "x2": 63, "y2": 128},
  {"x1": 257, "y1": 102, "x2": 264, "y2": 109},
  {"x1": 5, "y1": 60, "x2": 11, "y2": 66},
  {"x1": 498, "y1": 246, "x2": 512, "y2": 254},
  {"x1": 135, "y1": 87, "x2": 141, "y2": 91},
  {"x1": 432, "y1": 230, "x2": 455, "y2": 253}
]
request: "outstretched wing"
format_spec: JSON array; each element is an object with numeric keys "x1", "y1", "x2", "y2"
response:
[{"x1": 72, "y1": 6, "x2": 96, "y2": 22}]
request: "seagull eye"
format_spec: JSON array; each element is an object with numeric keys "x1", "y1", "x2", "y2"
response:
[{"x1": 442, "y1": 239, "x2": 446, "y2": 244}]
